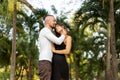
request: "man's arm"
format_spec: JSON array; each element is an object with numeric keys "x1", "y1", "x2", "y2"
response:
[{"x1": 45, "y1": 30, "x2": 65, "y2": 45}]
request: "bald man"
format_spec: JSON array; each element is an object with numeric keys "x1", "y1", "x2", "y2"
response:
[{"x1": 38, "y1": 15, "x2": 66, "y2": 80}]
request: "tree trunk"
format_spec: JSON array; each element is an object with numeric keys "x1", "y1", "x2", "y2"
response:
[
  {"x1": 27, "y1": 59, "x2": 33, "y2": 80},
  {"x1": 109, "y1": 0, "x2": 118, "y2": 79},
  {"x1": 97, "y1": 71, "x2": 101, "y2": 80},
  {"x1": 10, "y1": 2, "x2": 17, "y2": 80},
  {"x1": 74, "y1": 53, "x2": 79, "y2": 80},
  {"x1": 105, "y1": 24, "x2": 112, "y2": 80}
]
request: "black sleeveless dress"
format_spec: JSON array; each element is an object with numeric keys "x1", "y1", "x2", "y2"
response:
[{"x1": 51, "y1": 42, "x2": 69, "y2": 80}]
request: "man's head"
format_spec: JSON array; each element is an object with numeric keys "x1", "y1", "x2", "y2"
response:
[{"x1": 44, "y1": 15, "x2": 56, "y2": 28}]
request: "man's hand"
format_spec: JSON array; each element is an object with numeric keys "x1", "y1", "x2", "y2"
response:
[{"x1": 60, "y1": 29, "x2": 67, "y2": 35}]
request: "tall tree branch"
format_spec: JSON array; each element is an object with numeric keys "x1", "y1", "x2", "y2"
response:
[{"x1": 18, "y1": 0, "x2": 35, "y2": 12}]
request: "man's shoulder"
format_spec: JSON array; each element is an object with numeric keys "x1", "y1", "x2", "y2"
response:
[
  {"x1": 40, "y1": 27, "x2": 45, "y2": 31},
  {"x1": 40, "y1": 27, "x2": 50, "y2": 35},
  {"x1": 40, "y1": 27, "x2": 46, "y2": 33},
  {"x1": 41, "y1": 27, "x2": 49, "y2": 31}
]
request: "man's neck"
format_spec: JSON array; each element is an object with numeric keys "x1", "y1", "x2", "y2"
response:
[{"x1": 45, "y1": 24, "x2": 52, "y2": 30}]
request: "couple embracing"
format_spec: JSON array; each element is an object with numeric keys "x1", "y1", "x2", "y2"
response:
[{"x1": 38, "y1": 15, "x2": 72, "y2": 80}]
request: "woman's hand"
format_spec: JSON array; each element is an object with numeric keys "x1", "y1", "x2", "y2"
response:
[{"x1": 51, "y1": 44, "x2": 56, "y2": 52}]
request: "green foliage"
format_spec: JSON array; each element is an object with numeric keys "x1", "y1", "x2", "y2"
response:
[
  {"x1": 0, "y1": 71, "x2": 10, "y2": 80},
  {"x1": 15, "y1": 9, "x2": 46, "y2": 79},
  {"x1": 0, "y1": 3, "x2": 48, "y2": 79},
  {"x1": 71, "y1": 0, "x2": 112, "y2": 79},
  {"x1": 51, "y1": 5, "x2": 57, "y2": 14},
  {"x1": 0, "y1": 0, "x2": 120, "y2": 79},
  {"x1": 34, "y1": 8, "x2": 48, "y2": 29},
  {"x1": 0, "y1": 0, "x2": 8, "y2": 15},
  {"x1": 71, "y1": 0, "x2": 120, "y2": 79},
  {"x1": 0, "y1": 37, "x2": 11, "y2": 67}
]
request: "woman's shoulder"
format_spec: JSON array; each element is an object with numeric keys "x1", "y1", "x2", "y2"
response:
[
  {"x1": 64, "y1": 35, "x2": 72, "y2": 45},
  {"x1": 65, "y1": 35, "x2": 72, "y2": 42},
  {"x1": 66, "y1": 35, "x2": 72, "y2": 40}
]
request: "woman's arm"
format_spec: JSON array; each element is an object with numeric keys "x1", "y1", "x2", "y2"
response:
[{"x1": 52, "y1": 36, "x2": 72, "y2": 54}]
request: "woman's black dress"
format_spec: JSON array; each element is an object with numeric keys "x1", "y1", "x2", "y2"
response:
[{"x1": 51, "y1": 42, "x2": 69, "y2": 80}]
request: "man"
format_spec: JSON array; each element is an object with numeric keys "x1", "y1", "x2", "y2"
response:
[{"x1": 38, "y1": 15, "x2": 66, "y2": 80}]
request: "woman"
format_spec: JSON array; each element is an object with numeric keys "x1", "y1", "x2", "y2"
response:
[{"x1": 51, "y1": 23, "x2": 72, "y2": 80}]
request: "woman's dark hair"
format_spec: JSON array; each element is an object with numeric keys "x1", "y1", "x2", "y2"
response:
[{"x1": 55, "y1": 22, "x2": 69, "y2": 37}]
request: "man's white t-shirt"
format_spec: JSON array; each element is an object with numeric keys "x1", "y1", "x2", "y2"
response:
[{"x1": 38, "y1": 27, "x2": 65, "y2": 62}]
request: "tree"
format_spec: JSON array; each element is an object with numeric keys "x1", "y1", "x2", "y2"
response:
[
  {"x1": 18, "y1": 0, "x2": 35, "y2": 12},
  {"x1": 10, "y1": 1, "x2": 17, "y2": 80},
  {"x1": 9, "y1": 0, "x2": 41, "y2": 79},
  {"x1": 73, "y1": 0, "x2": 108, "y2": 79},
  {"x1": 14, "y1": 8, "x2": 48, "y2": 79},
  {"x1": 109, "y1": 0, "x2": 118, "y2": 79},
  {"x1": 72, "y1": 0, "x2": 120, "y2": 79}
]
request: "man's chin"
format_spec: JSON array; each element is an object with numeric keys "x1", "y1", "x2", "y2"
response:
[
  {"x1": 52, "y1": 26, "x2": 55, "y2": 28},
  {"x1": 52, "y1": 27, "x2": 54, "y2": 29}
]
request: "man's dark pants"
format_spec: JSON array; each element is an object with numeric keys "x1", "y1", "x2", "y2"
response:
[{"x1": 38, "y1": 60, "x2": 52, "y2": 80}]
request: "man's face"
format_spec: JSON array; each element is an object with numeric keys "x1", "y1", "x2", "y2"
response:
[{"x1": 49, "y1": 17, "x2": 56, "y2": 28}]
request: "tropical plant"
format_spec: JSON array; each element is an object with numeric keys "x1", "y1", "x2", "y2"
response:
[{"x1": 71, "y1": 0, "x2": 115, "y2": 79}]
